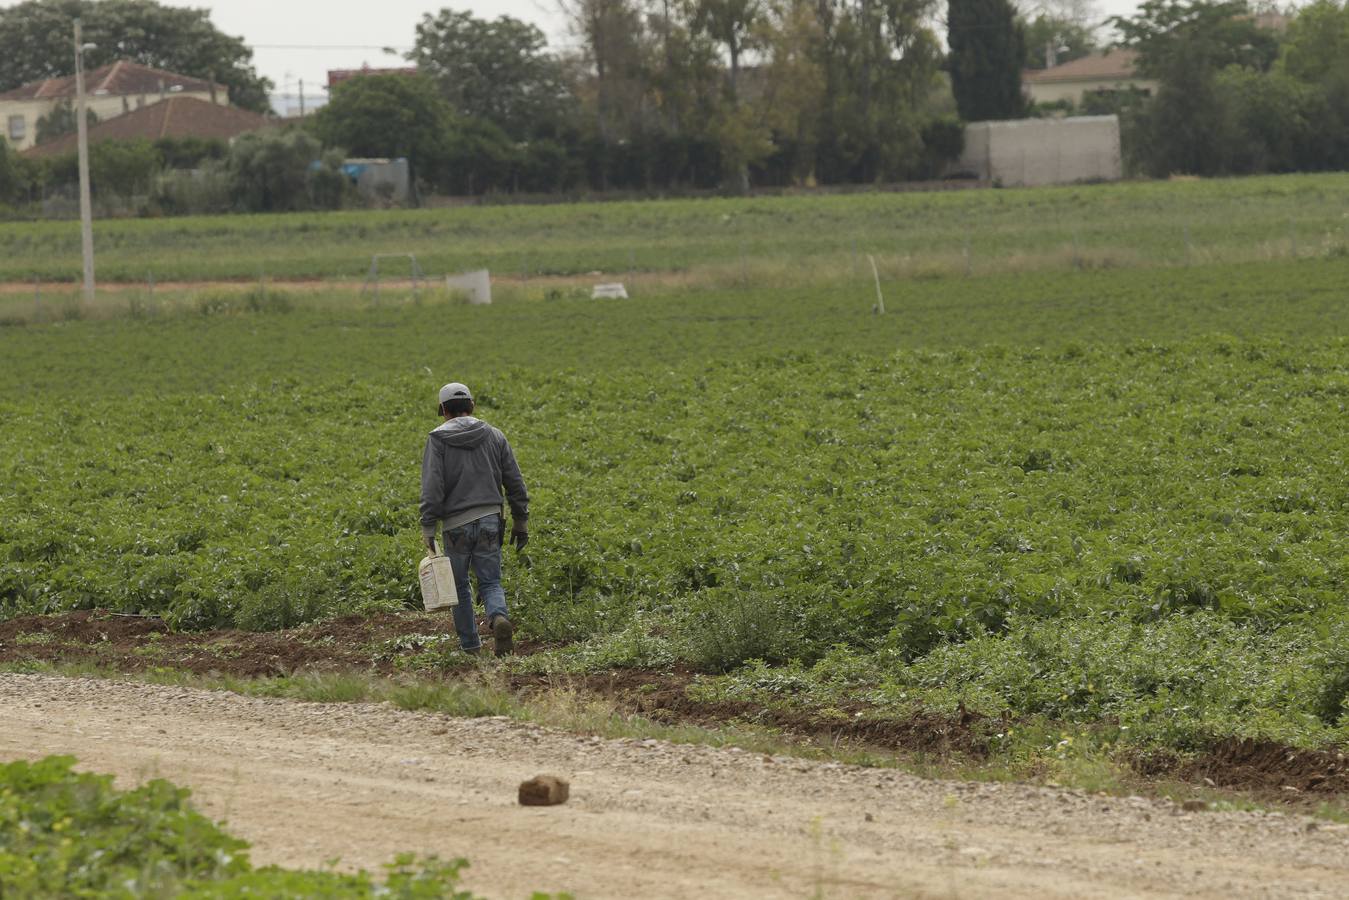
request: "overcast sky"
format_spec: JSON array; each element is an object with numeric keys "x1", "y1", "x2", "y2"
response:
[{"x1": 2, "y1": 0, "x2": 1150, "y2": 113}]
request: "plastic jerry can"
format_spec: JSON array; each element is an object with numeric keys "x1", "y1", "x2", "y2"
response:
[{"x1": 419, "y1": 551, "x2": 458, "y2": 611}]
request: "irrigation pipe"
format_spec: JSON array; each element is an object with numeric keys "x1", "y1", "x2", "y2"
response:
[{"x1": 868, "y1": 254, "x2": 885, "y2": 315}]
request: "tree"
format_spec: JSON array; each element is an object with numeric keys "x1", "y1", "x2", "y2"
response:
[
  {"x1": 0, "y1": 1, "x2": 272, "y2": 112},
  {"x1": 34, "y1": 100, "x2": 98, "y2": 146},
  {"x1": 1278, "y1": 1, "x2": 1349, "y2": 170},
  {"x1": 153, "y1": 136, "x2": 227, "y2": 169},
  {"x1": 410, "y1": 10, "x2": 570, "y2": 139},
  {"x1": 756, "y1": 1, "x2": 827, "y2": 184},
  {"x1": 0, "y1": 141, "x2": 20, "y2": 205},
  {"x1": 1022, "y1": 13, "x2": 1097, "y2": 69},
  {"x1": 311, "y1": 74, "x2": 455, "y2": 196},
  {"x1": 1113, "y1": 1, "x2": 1279, "y2": 77},
  {"x1": 1113, "y1": 1, "x2": 1282, "y2": 175},
  {"x1": 830, "y1": 0, "x2": 945, "y2": 181},
  {"x1": 644, "y1": 0, "x2": 723, "y2": 137},
  {"x1": 948, "y1": 0, "x2": 1028, "y2": 121},
  {"x1": 227, "y1": 129, "x2": 345, "y2": 213},
  {"x1": 1211, "y1": 66, "x2": 1322, "y2": 173},
  {"x1": 88, "y1": 138, "x2": 159, "y2": 197},
  {"x1": 39, "y1": 137, "x2": 162, "y2": 203},
  {"x1": 559, "y1": 0, "x2": 652, "y2": 161},
  {"x1": 1279, "y1": 0, "x2": 1349, "y2": 84},
  {"x1": 693, "y1": 0, "x2": 767, "y2": 189},
  {"x1": 442, "y1": 117, "x2": 519, "y2": 195},
  {"x1": 694, "y1": 0, "x2": 762, "y2": 102}
]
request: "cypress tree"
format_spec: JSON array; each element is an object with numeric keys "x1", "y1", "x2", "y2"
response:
[{"x1": 948, "y1": 0, "x2": 1028, "y2": 121}]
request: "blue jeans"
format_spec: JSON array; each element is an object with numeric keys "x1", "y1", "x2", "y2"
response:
[{"x1": 444, "y1": 514, "x2": 508, "y2": 651}]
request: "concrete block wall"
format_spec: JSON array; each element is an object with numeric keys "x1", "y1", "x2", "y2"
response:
[{"x1": 957, "y1": 116, "x2": 1122, "y2": 188}]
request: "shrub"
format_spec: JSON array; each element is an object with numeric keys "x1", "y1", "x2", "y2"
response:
[
  {"x1": 227, "y1": 130, "x2": 348, "y2": 213},
  {"x1": 0, "y1": 755, "x2": 249, "y2": 896},
  {"x1": 0, "y1": 755, "x2": 485, "y2": 898}
]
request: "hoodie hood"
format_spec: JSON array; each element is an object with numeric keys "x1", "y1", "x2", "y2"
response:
[{"x1": 431, "y1": 416, "x2": 492, "y2": 449}]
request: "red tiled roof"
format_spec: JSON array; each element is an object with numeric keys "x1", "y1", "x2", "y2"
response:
[
  {"x1": 1024, "y1": 49, "x2": 1141, "y2": 85},
  {"x1": 21, "y1": 96, "x2": 271, "y2": 159},
  {"x1": 0, "y1": 60, "x2": 222, "y2": 102},
  {"x1": 1251, "y1": 12, "x2": 1291, "y2": 31},
  {"x1": 327, "y1": 66, "x2": 419, "y2": 89}
]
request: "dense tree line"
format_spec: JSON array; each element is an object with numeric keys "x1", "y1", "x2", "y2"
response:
[
  {"x1": 3, "y1": 0, "x2": 1348, "y2": 214},
  {"x1": 350, "y1": 1, "x2": 961, "y2": 195},
  {"x1": 301, "y1": 0, "x2": 1349, "y2": 193}
]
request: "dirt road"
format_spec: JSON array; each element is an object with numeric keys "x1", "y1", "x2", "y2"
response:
[{"x1": 2, "y1": 674, "x2": 1346, "y2": 899}]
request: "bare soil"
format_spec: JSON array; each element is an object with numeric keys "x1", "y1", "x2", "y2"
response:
[
  {"x1": 3, "y1": 672, "x2": 1348, "y2": 899},
  {"x1": 0, "y1": 608, "x2": 497, "y2": 676},
  {"x1": 2, "y1": 610, "x2": 1346, "y2": 799}
]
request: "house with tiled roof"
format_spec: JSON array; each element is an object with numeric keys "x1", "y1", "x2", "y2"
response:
[
  {"x1": 21, "y1": 96, "x2": 270, "y2": 159},
  {"x1": 1024, "y1": 5, "x2": 1292, "y2": 111},
  {"x1": 1023, "y1": 49, "x2": 1159, "y2": 107},
  {"x1": 1, "y1": 60, "x2": 227, "y2": 152},
  {"x1": 327, "y1": 65, "x2": 420, "y2": 90}
]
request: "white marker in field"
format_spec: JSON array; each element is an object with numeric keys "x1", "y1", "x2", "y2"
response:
[
  {"x1": 445, "y1": 269, "x2": 491, "y2": 305},
  {"x1": 868, "y1": 255, "x2": 885, "y2": 315},
  {"x1": 592, "y1": 283, "x2": 629, "y2": 299}
]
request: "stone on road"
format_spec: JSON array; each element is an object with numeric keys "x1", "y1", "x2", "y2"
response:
[{"x1": 519, "y1": 774, "x2": 570, "y2": 806}]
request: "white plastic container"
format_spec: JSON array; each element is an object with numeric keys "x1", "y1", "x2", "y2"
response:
[{"x1": 418, "y1": 551, "x2": 458, "y2": 611}]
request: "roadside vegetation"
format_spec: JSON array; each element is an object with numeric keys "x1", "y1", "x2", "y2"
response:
[
  {"x1": 4, "y1": 654, "x2": 1345, "y2": 822},
  {"x1": 0, "y1": 754, "x2": 498, "y2": 898}
]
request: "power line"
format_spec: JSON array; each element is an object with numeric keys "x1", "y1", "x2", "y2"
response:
[{"x1": 252, "y1": 43, "x2": 411, "y2": 51}]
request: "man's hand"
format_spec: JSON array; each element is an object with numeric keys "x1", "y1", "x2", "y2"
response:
[
  {"x1": 510, "y1": 523, "x2": 529, "y2": 550},
  {"x1": 424, "y1": 536, "x2": 438, "y2": 556}
]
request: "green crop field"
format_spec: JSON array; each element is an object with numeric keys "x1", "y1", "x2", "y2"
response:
[
  {"x1": 1, "y1": 172, "x2": 1347, "y2": 285},
  {"x1": 3, "y1": 174, "x2": 1349, "y2": 761}
]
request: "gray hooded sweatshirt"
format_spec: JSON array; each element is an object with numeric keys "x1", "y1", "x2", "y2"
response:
[{"x1": 419, "y1": 416, "x2": 528, "y2": 540}]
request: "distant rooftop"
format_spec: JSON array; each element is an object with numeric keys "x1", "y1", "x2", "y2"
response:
[
  {"x1": 327, "y1": 66, "x2": 420, "y2": 90},
  {"x1": 22, "y1": 96, "x2": 270, "y2": 159},
  {"x1": 1024, "y1": 49, "x2": 1141, "y2": 85},
  {"x1": 0, "y1": 60, "x2": 223, "y2": 102}
]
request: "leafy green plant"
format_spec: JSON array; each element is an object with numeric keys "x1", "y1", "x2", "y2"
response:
[
  {"x1": 0, "y1": 756, "x2": 484, "y2": 898},
  {"x1": 0, "y1": 755, "x2": 249, "y2": 896}
]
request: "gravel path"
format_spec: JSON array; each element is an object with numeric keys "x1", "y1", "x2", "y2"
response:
[{"x1": 2, "y1": 673, "x2": 1347, "y2": 899}]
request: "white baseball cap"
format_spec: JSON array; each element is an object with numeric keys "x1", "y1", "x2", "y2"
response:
[{"x1": 438, "y1": 382, "x2": 473, "y2": 404}]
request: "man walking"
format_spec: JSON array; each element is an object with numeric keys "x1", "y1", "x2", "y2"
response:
[{"x1": 419, "y1": 382, "x2": 529, "y2": 656}]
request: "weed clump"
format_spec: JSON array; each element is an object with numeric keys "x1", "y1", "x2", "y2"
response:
[{"x1": 679, "y1": 589, "x2": 801, "y2": 673}]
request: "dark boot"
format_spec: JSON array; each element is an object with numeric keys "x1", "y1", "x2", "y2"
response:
[{"x1": 490, "y1": 615, "x2": 514, "y2": 657}]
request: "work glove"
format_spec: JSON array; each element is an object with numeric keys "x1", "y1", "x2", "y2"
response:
[
  {"x1": 510, "y1": 522, "x2": 529, "y2": 551},
  {"x1": 424, "y1": 535, "x2": 438, "y2": 556}
]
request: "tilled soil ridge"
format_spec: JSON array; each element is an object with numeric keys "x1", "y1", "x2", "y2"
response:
[
  {"x1": 2, "y1": 673, "x2": 1348, "y2": 899},
  {"x1": 7, "y1": 610, "x2": 1345, "y2": 796}
]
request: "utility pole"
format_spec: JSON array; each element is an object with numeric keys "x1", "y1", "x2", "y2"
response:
[
  {"x1": 74, "y1": 18, "x2": 96, "y2": 305},
  {"x1": 299, "y1": 78, "x2": 305, "y2": 117}
]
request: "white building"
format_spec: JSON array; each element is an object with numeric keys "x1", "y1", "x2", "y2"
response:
[
  {"x1": 0, "y1": 60, "x2": 227, "y2": 152},
  {"x1": 1022, "y1": 49, "x2": 1158, "y2": 108},
  {"x1": 955, "y1": 116, "x2": 1122, "y2": 188}
]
